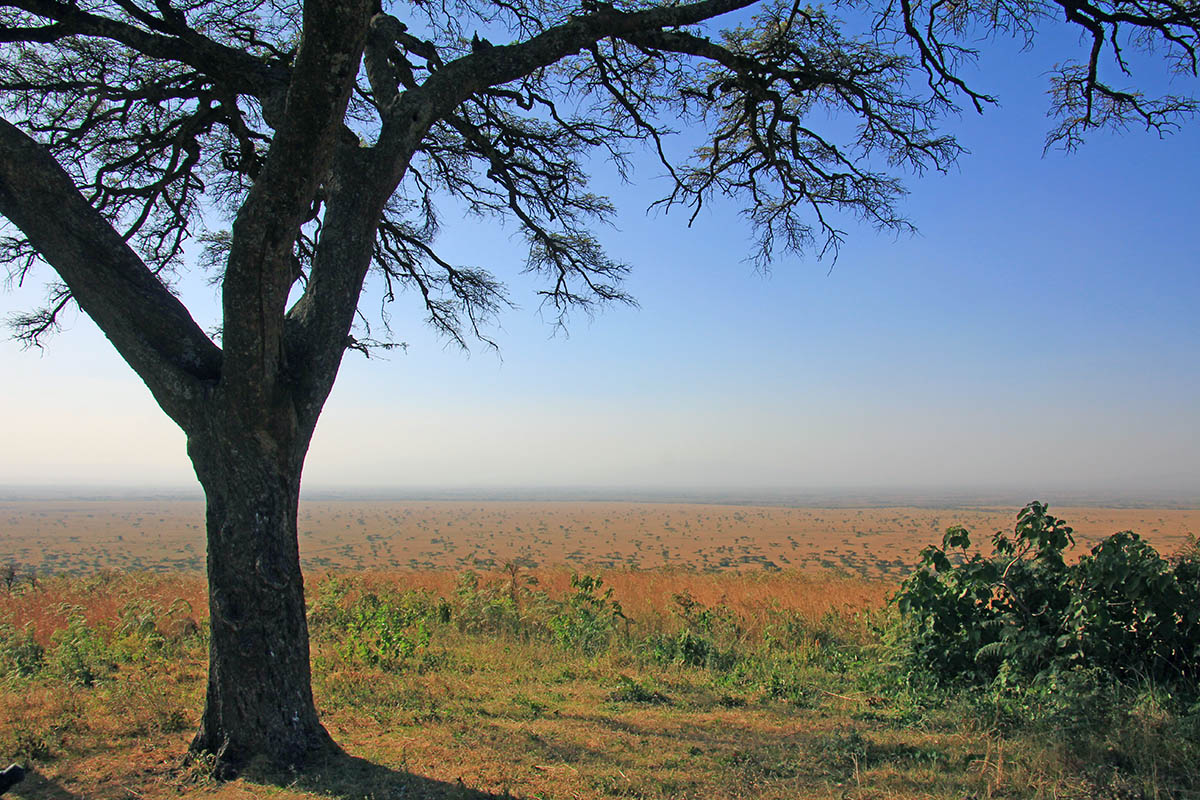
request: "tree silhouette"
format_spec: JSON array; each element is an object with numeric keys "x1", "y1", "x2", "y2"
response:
[{"x1": 0, "y1": 0, "x2": 1196, "y2": 774}]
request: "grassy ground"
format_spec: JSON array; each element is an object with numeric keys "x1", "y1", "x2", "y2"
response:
[{"x1": 1, "y1": 568, "x2": 1197, "y2": 799}]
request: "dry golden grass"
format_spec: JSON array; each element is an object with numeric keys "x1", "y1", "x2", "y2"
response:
[
  {"x1": 2, "y1": 567, "x2": 884, "y2": 643},
  {"x1": 3, "y1": 499, "x2": 1196, "y2": 579},
  {"x1": 0, "y1": 571, "x2": 209, "y2": 645},
  {"x1": 337, "y1": 567, "x2": 889, "y2": 631}
]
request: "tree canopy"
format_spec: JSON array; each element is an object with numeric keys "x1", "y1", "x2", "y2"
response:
[
  {"x1": 4, "y1": 0, "x2": 1196, "y2": 361},
  {"x1": 0, "y1": 0, "x2": 1196, "y2": 772}
]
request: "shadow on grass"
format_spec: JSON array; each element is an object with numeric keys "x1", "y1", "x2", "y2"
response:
[
  {"x1": 240, "y1": 746, "x2": 512, "y2": 800},
  {"x1": 7, "y1": 769, "x2": 84, "y2": 800}
]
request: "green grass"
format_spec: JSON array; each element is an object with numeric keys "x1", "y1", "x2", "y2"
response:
[{"x1": 1, "y1": 569, "x2": 1198, "y2": 799}]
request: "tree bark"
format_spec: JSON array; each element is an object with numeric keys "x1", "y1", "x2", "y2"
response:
[{"x1": 186, "y1": 408, "x2": 331, "y2": 773}]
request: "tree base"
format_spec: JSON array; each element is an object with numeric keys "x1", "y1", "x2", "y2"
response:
[{"x1": 188, "y1": 721, "x2": 337, "y2": 780}]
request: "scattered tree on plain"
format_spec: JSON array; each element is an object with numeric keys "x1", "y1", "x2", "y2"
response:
[{"x1": 0, "y1": 0, "x2": 1196, "y2": 773}]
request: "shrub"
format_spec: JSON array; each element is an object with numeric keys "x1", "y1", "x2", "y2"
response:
[
  {"x1": 609, "y1": 674, "x2": 671, "y2": 704},
  {"x1": 48, "y1": 606, "x2": 114, "y2": 687},
  {"x1": 454, "y1": 571, "x2": 522, "y2": 635},
  {"x1": 111, "y1": 599, "x2": 168, "y2": 662},
  {"x1": 307, "y1": 574, "x2": 355, "y2": 634},
  {"x1": 644, "y1": 592, "x2": 740, "y2": 670},
  {"x1": 894, "y1": 502, "x2": 1200, "y2": 691},
  {"x1": 340, "y1": 590, "x2": 433, "y2": 670},
  {"x1": 548, "y1": 574, "x2": 626, "y2": 655},
  {"x1": 0, "y1": 622, "x2": 45, "y2": 680}
]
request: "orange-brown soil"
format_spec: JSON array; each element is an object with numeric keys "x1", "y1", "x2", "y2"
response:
[{"x1": 1, "y1": 500, "x2": 1195, "y2": 578}]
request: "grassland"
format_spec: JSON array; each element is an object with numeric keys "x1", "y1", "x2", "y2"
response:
[
  {"x1": 2, "y1": 502, "x2": 1197, "y2": 798},
  {"x1": 2, "y1": 500, "x2": 1197, "y2": 577},
  {"x1": 3, "y1": 560, "x2": 1198, "y2": 799}
]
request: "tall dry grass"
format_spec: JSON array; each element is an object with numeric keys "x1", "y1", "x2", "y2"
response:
[
  {"x1": 0, "y1": 571, "x2": 208, "y2": 644},
  {"x1": 2, "y1": 567, "x2": 888, "y2": 643}
]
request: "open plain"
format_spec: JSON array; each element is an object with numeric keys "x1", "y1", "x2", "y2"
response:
[
  {"x1": 3, "y1": 500, "x2": 1199, "y2": 799},
  {"x1": 2, "y1": 499, "x2": 1196, "y2": 577}
]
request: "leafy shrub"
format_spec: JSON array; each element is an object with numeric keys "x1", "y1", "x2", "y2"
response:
[
  {"x1": 644, "y1": 592, "x2": 740, "y2": 670},
  {"x1": 49, "y1": 606, "x2": 114, "y2": 687},
  {"x1": 548, "y1": 574, "x2": 626, "y2": 655},
  {"x1": 650, "y1": 628, "x2": 718, "y2": 667},
  {"x1": 609, "y1": 674, "x2": 671, "y2": 704},
  {"x1": 110, "y1": 599, "x2": 168, "y2": 662},
  {"x1": 341, "y1": 590, "x2": 433, "y2": 670},
  {"x1": 0, "y1": 622, "x2": 45, "y2": 680},
  {"x1": 307, "y1": 574, "x2": 355, "y2": 634},
  {"x1": 895, "y1": 502, "x2": 1200, "y2": 690},
  {"x1": 1070, "y1": 531, "x2": 1200, "y2": 681},
  {"x1": 453, "y1": 571, "x2": 523, "y2": 635}
]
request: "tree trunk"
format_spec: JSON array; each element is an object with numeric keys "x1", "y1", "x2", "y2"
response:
[{"x1": 186, "y1": 414, "x2": 331, "y2": 774}]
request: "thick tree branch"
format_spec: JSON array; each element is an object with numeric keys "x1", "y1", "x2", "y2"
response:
[
  {"x1": 219, "y1": 0, "x2": 371, "y2": 412},
  {"x1": 0, "y1": 117, "x2": 220, "y2": 430},
  {"x1": 376, "y1": 0, "x2": 760, "y2": 172},
  {"x1": 284, "y1": 144, "x2": 390, "y2": 433}
]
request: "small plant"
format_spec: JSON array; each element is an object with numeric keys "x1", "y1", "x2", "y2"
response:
[
  {"x1": 817, "y1": 726, "x2": 870, "y2": 780},
  {"x1": 0, "y1": 622, "x2": 45, "y2": 680},
  {"x1": 48, "y1": 606, "x2": 114, "y2": 687},
  {"x1": 0, "y1": 563, "x2": 17, "y2": 592},
  {"x1": 548, "y1": 573, "x2": 626, "y2": 655},
  {"x1": 5, "y1": 727, "x2": 53, "y2": 761},
  {"x1": 307, "y1": 574, "x2": 354, "y2": 634},
  {"x1": 609, "y1": 674, "x2": 671, "y2": 704},
  {"x1": 644, "y1": 592, "x2": 740, "y2": 670},
  {"x1": 111, "y1": 599, "x2": 167, "y2": 661},
  {"x1": 341, "y1": 590, "x2": 433, "y2": 670},
  {"x1": 454, "y1": 571, "x2": 521, "y2": 635}
]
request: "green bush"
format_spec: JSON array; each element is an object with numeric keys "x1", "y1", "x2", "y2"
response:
[
  {"x1": 644, "y1": 592, "x2": 740, "y2": 670},
  {"x1": 111, "y1": 599, "x2": 168, "y2": 662},
  {"x1": 548, "y1": 574, "x2": 626, "y2": 655},
  {"x1": 453, "y1": 571, "x2": 523, "y2": 635},
  {"x1": 894, "y1": 502, "x2": 1200, "y2": 691},
  {"x1": 0, "y1": 622, "x2": 45, "y2": 680},
  {"x1": 650, "y1": 628, "x2": 718, "y2": 668},
  {"x1": 340, "y1": 590, "x2": 433, "y2": 670},
  {"x1": 49, "y1": 606, "x2": 114, "y2": 687},
  {"x1": 307, "y1": 574, "x2": 355, "y2": 634},
  {"x1": 609, "y1": 674, "x2": 671, "y2": 704}
]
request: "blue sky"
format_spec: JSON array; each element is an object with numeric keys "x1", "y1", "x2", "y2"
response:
[{"x1": 1, "y1": 18, "x2": 1197, "y2": 500}]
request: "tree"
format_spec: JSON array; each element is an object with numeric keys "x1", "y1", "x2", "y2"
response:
[{"x1": 0, "y1": 0, "x2": 1195, "y2": 774}]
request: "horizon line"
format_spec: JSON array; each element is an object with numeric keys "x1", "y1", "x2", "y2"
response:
[{"x1": 1, "y1": 483, "x2": 1197, "y2": 509}]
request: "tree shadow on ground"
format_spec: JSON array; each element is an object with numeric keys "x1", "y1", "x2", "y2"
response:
[
  {"x1": 7, "y1": 769, "x2": 84, "y2": 800},
  {"x1": 241, "y1": 746, "x2": 513, "y2": 800}
]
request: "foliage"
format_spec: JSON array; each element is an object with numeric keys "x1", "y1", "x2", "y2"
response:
[
  {"x1": 111, "y1": 598, "x2": 168, "y2": 661},
  {"x1": 644, "y1": 591, "x2": 740, "y2": 670},
  {"x1": 452, "y1": 571, "x2": 526, "y2": 637},
  {"x1": 0, "y1": 621, "x2": 44, "y2": 681},
  {"x1": 548, "y1": 574, "x2": 627, "y2": 655},
  {"x1": 6, "y1": 566, "x2": 1200, "y2": 796},
  {"x1": 894, "y1": 502, "x2": 1200, "y2": 690},
  {"x1": 609, "y1": 674, "x2": 672, "y2": 704},
  {"x1": 338, "y1": 590, "x2": 434, "y2": 670},
  {"x1": 305, "y1": 574, "x2": 355, "y2": 634},
  {"x1": 48, "y1": 606, "x2": 115, "y2": 687}
]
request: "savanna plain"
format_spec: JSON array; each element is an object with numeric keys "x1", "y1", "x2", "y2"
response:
[{"x1": 2, "y1": 500, "x2": 1198, "y2": 799}]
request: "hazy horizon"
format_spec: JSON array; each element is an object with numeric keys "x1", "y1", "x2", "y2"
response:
[{"x1": 1, "y1": 482, "x2": 1196, "y2": 509}]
